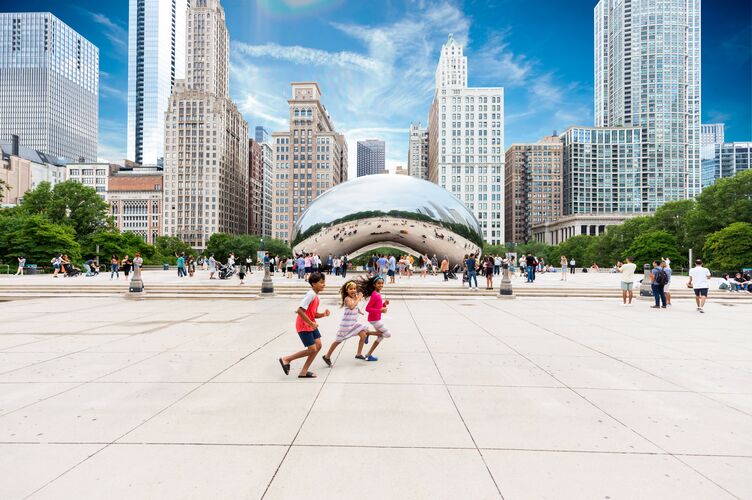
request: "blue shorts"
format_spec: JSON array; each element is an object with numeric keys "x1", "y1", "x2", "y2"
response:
[
  {"x1": 298, "y1": 328, "x2": 321, "y2": 347},
  {"x1": 387, "y1": 269, "x2": 395, "y2": 277}
]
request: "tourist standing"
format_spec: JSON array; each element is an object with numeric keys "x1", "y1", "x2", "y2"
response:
[
  {"x1": 15, "y1": 256, "x2": 25, "y2": 275},
  {"x1": 662, "y1": 259, "x2": 672, "y2": 307},
  {"x1": 122, "y1": 255, "x2": 132, "y2": 279},
  {"x1": 327, "y1": 254, "x2": 333, "y2": 274},
  {"x1": 208, "y1": 254, "x2": 217, "y2": 279},
  {"x1": 617, "y1": 257, "x2": 637, "y2": 305},
  {"x1": 525, "y1": 253, "x2": 537, "y2": 283},
  {"x1": 688, "y1": 259, "x2": 711, "y2": 313},
  {"x1": 569, "y1": 257, "x2": 576, "y2": 274},
  {"x1": 649, "y1": 260, "x2": 668, "y2": 309},
  {"x1": 341, "y1": 255, "x2": 348, "y2": 278},
  {"x1": 278, "y1": 272, "x2": 330, "y2": 378},
  {"x1": 466, "y1": 253, "x2": 479, "y2": 290},
  {"x1": 388, "y1": 254, "x2": 396, "y2": 284},
  {"x1": 133, "y1": 252, "x2": 143, "y2": 271},
  {"x1": 484, "y1": 256, "x2": 494, "y2": 290},
  {"x1": 176, "y1": 253, "x2": 186, "y2": 278},
  {"x1": 440, "y1": 256, "x2": 449, "y2": 281},
  {"x1": 560, "y1": 255, "x2": 568, "y2": 281},
  {"x1": 110, "y1": 254, "x2": 120, "y2": 280}
]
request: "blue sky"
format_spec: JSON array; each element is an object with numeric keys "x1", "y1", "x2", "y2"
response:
[{"x1": 6, "y1": 0, "x2": 752, "y2": 173}]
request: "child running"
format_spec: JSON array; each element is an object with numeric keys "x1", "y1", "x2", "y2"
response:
[
  {"x1": 278, "y1": 272, "x2": 330, "y2": 378},
  {"x1": 358, "y1": 275, "x2": 392, "y2": 361},
  {"x1": 322, "y1": 280, "x2": 369, "y2": 366}
]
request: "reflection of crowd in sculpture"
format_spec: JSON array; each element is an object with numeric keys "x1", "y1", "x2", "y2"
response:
[{"x1": 296, "y1": 217, "x2": 477, "y2": 259}]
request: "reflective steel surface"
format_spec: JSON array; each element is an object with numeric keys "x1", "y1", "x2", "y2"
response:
[{"x1": 291, "y1": 175, "x2": 483, "y2": 263}]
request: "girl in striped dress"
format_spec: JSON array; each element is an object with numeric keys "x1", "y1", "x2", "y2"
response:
[{"x1": 322, "y1": 280, "x2": 369, "y2": 367}]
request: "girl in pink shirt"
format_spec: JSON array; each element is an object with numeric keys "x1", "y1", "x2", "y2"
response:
[{"x1": 358, "y1": 275, "x2": 391, "y2": 361}]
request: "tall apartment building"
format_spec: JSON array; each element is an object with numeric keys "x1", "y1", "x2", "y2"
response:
[
  {"x1": 127, "y1": 0, "x2": 189, "y2": 166},
  {"x1": 560, "y1": 126, "x2": 643, "y2": 214},
  {"x1": 248, "y1": 138, "x2": 263, "y2": 236},
  {"x1": 407, "y1": 123, "x2": 429, "y2": 180},
  {"x1": 356, "y1": 139, "x2": 385, "y2": 177},
  {"x1": 595, "y1": 0, "x2": 701, "y2": 202},
  {"x1": 702, "y1": 142, "x2": 751, "y2": 188},
  {"x1": 163, "y1": 0, "x2": 248, "y2": 249},
  {"x1": 109, "y1": 165, "x2": 163, "y2": 244},
  {"x1": 504, "y1": 136, "x2": 563, "y2": 244},
  {"x1": 427, "y1": 34, "x2": 504, "y2": 244},
  {"x1": 272, "y1": 82, "x2": 348, "y2": 242},
  {"x1": 0, "y1": 13, "x2": 98, "y2": 162}
]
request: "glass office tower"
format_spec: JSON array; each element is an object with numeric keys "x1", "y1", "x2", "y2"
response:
[
  {"x1": 127, "y1": 0, "x2": 188, "y2": 165},
  {"x1": 0, "y1": 12, "x2": 98, "y2": 162}
]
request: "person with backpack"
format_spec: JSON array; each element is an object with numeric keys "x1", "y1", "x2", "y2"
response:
[{"x1": 649, "y1": 260, "x2": 668, "y2": 309}]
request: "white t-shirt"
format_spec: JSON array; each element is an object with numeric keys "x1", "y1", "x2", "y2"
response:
[
  {"x1": 299, "y1": 290, "x2": 317, "y2": 309},
  {"x1": 619, "y1": 263, "x2": 637, "y2": 283},
  {"x1": 689, "y1": 266, "x2": 711, "y2": 289}
]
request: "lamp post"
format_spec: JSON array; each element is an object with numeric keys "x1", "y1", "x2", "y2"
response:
[{"x1": 498, "y1": 261, "x2": 515, "y2": 299}]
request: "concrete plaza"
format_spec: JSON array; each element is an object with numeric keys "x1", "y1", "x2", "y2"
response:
[{"x1": 1, "y1": 293, "x2": 751, "y2": 499}]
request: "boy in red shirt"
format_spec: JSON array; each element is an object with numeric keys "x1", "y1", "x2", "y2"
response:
[{"x1": 279, "y1": 272, "x2": 330, "y2": 378}]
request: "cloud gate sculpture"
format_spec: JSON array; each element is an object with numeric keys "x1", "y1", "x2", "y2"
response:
[{"x1": 291, "y1": 175, "x2": 483, "y2": 263}]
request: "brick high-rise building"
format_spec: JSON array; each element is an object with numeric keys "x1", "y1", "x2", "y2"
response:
[
  {"x1": 504, "y1": 136, "x2": 563, "y2": 244},
  {"x1": 272, "y1": 82, "x2": 347, "y2": 242},
  {"x1": 108, "y1": 165, "x2": 163, "y2": 244},
  {"x1": 162, "y1": 0, "x2": 248, "y2": 249}
]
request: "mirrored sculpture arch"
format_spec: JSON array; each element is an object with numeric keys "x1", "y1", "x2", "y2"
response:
[{"x1": 291, "y1": 175, "x2": 483, "y2": 263}]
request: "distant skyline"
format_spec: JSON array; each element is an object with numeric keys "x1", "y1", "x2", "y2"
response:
[{"x1": 6, "y1": 0, "x2": 751, "y2": 177}]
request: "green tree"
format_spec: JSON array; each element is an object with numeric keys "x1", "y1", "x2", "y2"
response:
[
  {"x1": 690, "y1": 170, "x2": 752, "y2": 255},
  {"x1": 652, "y1": 200, "x2": 695, "y2": 256},
  {"x1": 155, "y1": 236, "x2": 195, "y2": 259},
  {"x1": 260, "y1": 238, "x2": 291, "y2": 259},
  {"x1": 702, "y1": 222, "x2": 752, "y2": 271},
  {"x1": 555, "y1": 235, "x2": 596, "y2": 266},
  {"x1": 206, "y1": 233, "x2": 234, "y2": 261},
  {"x1": 0, "y1": 178, "x2": 8, "y2": 202},
  {"x1": 19, "y1": 181, "x2": 113, "y2": 237},
  {"x1": 0, "y1": 214, "x2": 80, "y2": 265},
  {"x1": 624, "y1": 230, "x2": 681, "y2": 268},
  {"x1": 81, "y1": 231, "x2": 155, "y2": 262}
]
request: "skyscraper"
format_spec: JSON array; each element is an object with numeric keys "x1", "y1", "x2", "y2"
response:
[
  {"x1": 127, "y1": 0, "x2": 189, "y2": 166},
  {"x1": 0, "y1": 13, "x2": 98, "y2": 162},
  {"x1": 407, "y1": 123, "x2": 428, "y2": 180},
  {"x1": 700, "y1": 123, "x2": 725, "y2": 165},
  {"x1": 162, "y1": 0, "x2": 248, "y2": 249},
  {"x1": 272, "y1": 82, "x2": 348, "y2": 242},
  {"x1": 595, "y1": 0, "x2": 701, "y2": 202},
  {"x1": 255, "y1": 126, "x2": 274, "y2": 238},
  {"x1": 248, "y1": 138, "x2": 263, "y2": 236},
  {"x1": 427, "y1": 34, "x2": 504, "y2": 245},
  {"x1": 504, "y1": 136, "x2": 563, "y2": 244},
  {"x1": 356, "y1": 139, "x2": 385, "y2": 177},
  {"x1": 702, "y1": 142, "x2": 751, "y2": 188}
]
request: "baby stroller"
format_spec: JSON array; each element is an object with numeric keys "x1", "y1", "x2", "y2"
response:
[
  {"x1": 218, "y1": 264, "x2": 236, "y2": 280},
  {"x1": 63, "y1": 262, "x2": 81, "y2": 277},
  {"x1": 447, "y1": 264, "x2": 460, "y2": 280}
]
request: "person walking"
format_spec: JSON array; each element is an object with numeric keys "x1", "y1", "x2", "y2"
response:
[
  {"x1": 208, "y1": 254, "x2": 217, "y2": 279},
  {"x1": 617, "y1": 257, "x2": 637, "y2": 305},
  {"x1": 360, "y1": 275, "x2": 392, "y2": 361},
  {"x1": 110, "y1": 254, "x2": 120, "y2": 280},
  {"x1": 51, "y1": 254, "x2": 61, "y2": 277},
  {"x1": 15, "y1": 256, "x2": 25, "y2": 276},
  {"x1": 688, "y1": 259, "x2": 711, "y2": 313},
  {"x1": 560, "y1": 255, "x2": 568, "y2": 281},
  {"x1": 322, "y1": 280, "x2": 369, "y2": 366},
  {"x1": 484, "y1": 256, "x2": 494, "y2": 290},
  {"x1": 649, "y1": 260, "x2": 668, "y2": 309},
  {"x1": 569, "y1": 257, "x2": 576, "y2": 275}
]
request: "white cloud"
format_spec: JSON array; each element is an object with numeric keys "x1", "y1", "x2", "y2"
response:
[
  {"x1": 231, "y1": 1, "x2": 471, "y2": 178},
  {"x1": 87, "y1": 11, "x2": 127, "y2": 53}
]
